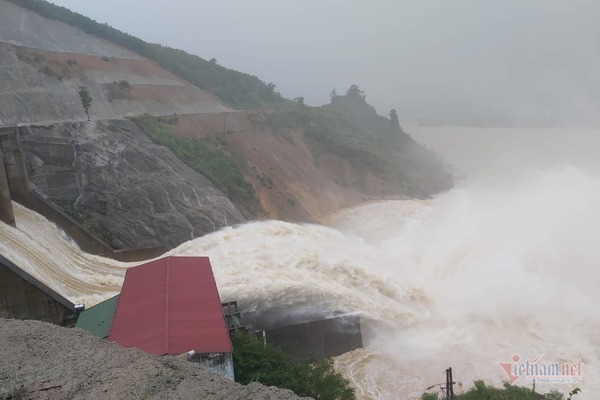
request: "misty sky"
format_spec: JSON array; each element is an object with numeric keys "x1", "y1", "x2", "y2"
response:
[{"x1": 49, "y1": 0, "x2": 600, "y2": 126}]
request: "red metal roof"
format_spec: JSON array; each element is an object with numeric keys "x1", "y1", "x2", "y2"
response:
[{"x1": 108, "y1": 256, "x2": 232, "y2": 355}]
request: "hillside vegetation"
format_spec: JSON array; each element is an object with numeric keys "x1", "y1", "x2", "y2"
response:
[
  {"x1": 7, "y1": 0, "x2": 289, "y2": 110},
  {"x1": 421, "y1": 380, "x2": 578, "y2": 400},
  {"x1": 131, "y1": 114, "x2": 260, "y2": 216},
  {"x1": 254, "y1": 86, "x2": 453, "y2": 197},
  {"x1": 232, "y1": 332, "x2": 355, "y2": 400}
]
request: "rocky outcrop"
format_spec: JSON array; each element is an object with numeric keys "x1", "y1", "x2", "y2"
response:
[
  {"x1": 19, "y1": 120, "x2": 245, "y2": 249},
  {"x1": 0, "y1": 318, "x2": 310, "y2": 400}
]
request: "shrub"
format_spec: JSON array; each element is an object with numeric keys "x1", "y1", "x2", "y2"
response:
[
  {"x1": 116, "y1": 79, "x2": 131, "y2": 89},
  {"x1": 105, "y1": 81, "x2": 132, "y2": 101},
  {"x1": 457, "y1": 380, "x2": 560, "y2": 400},
  {"x1": 231, "y1": 332, "x2": 355, "y2": 400}
]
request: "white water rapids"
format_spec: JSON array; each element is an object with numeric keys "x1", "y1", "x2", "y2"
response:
[{"x1": 1, "y1": 126, "x2": 600, "y2": 399}]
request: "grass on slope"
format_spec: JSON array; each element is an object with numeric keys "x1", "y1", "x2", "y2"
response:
[{"x1": 131, "y1": 114, "x2": 258, "y2": 214}]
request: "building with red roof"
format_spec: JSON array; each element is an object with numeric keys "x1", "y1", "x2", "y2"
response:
[{"x1": 106, "y1": 256, "x2": 234, "y2": 379}]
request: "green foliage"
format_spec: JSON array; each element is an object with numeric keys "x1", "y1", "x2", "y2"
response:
[
  {"x1": 252, "y1": 88, "x2": 453, "y2": 196},
  {"x1": 81, "y1": 217, "x2": 112, "y2": 244},
  {"x1": 54, "y1": 200, "x2": 113, "y2": 244},
  {"x1": 106, "y1": 121, "x2": 119, "y2": 132},
  {"x1": 78, "y1": 85, "x2": 92, "y2": 120},
  {"x1": 457, "y1": 380, "x2": 568, "y2": 400},
  {"x1": 545, "y1": 390, "x2": 565, "y2": 400},
  {"x1": 157, "y1": 114, "x2": 178, "y2": 125},
  {"x1": 116, "y1": 79, "x2": 131, "y2": 89},
  {"x1": 106, "y1": 81, "x2": 131, "y2": 101},
  {"x1": 8, "y1": 0, "x2": 291, "y2": 110},
  {"x1": 421, "y1": 381, "x2": 578, "y2": 400},
  {"x1": 131, "y1": 114, "x2": 258, "y2": 213},
  {"x1": 390, "y1": 108, "x2": 400, "y2": 129},
  {"x1": 345, "y1": 84, "x2": 366, "y2": 101},
  {"x1": 257, "y1": 173, "x2": 273, "y2": 188},
  {"x1": 39, "y1": 65, "x2": 56, "y2": 77},
  {"x1": 254, "y1": 107, "x2": 385, "y2": 174},
  {"x1": 231, "y1": 332, "x2": 355, "y2": 400}
]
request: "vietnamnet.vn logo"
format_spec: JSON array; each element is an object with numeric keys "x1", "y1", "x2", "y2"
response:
[{"x1": 498, "y1": 353, "x2": 583, "y2": 384}]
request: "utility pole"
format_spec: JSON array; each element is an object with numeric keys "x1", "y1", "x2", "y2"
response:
[
  {"x1": 445, "y1": 367, "x2": 455, "y2": 400},
  {"x1": 425, "y1": 368, "x2": 456, "y2": 400}
]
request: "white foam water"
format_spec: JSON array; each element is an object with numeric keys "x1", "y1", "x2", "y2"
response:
[{"x1": 2, "y1": 125, "x2": 600, "y2": 399}]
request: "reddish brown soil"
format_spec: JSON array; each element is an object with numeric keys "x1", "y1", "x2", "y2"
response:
[
  {"x1": 106, "y1": 83, "x2": 225, "y2": 105},
  {"x1": 170, "y1": 111, "x2": 253, "y2": 138},
  {"x1": 164, "y1": 113, "x2": 369, "y2": 222},
  {"x1": 12, "y1": 44, "x2": 186, "y2": 82}
]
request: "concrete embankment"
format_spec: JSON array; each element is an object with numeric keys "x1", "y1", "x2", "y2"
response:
[{"x1": 0, "y1": 125, "x2": 165, "y2": 261}]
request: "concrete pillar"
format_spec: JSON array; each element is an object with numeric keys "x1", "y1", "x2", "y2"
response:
[
  {"x1": 0, "y1": 153, "x2": 15, "y2": 227},
  {"x1": 2, "y1": 133, "x2": 27, "y2": 196}
]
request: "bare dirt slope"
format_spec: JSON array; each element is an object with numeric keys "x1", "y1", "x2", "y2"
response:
[
  {"x1": 0, "y1": 318, "x2": 310, "y2": 400},
  {"x1": 167, "y1": 112, "x2": 392, "y2": 222}
]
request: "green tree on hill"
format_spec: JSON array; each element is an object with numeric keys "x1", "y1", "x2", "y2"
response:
[
  {"x1": 330, "y1": 88, "x2": 337, "y2": 102},
  {"x1": 78, "y1": 85, "x2": 92, "y2": 120},
  {"x1": 390, "y1": 109, "x2": 400, "y2": 129},
  {"x1": 346, "y1": 84, "x2": 365, "y2": 101}
]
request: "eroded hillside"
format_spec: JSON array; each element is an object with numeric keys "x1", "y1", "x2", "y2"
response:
[{"x1": 0, "y1": 0, "x2": 452, "y2": 249}]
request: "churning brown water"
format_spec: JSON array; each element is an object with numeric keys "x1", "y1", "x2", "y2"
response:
[{"x1": 1, "y1": 126, "x2": 599, "y2": 399}]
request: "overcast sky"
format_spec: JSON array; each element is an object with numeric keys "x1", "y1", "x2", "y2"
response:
[{"x1": 49, "y1": 0, "x2": 600, "y2": 126}]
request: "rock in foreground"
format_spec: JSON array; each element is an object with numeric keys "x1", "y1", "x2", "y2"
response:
[{"x1": 0, "y1": 318, "x2": 310, "y2": 400}]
